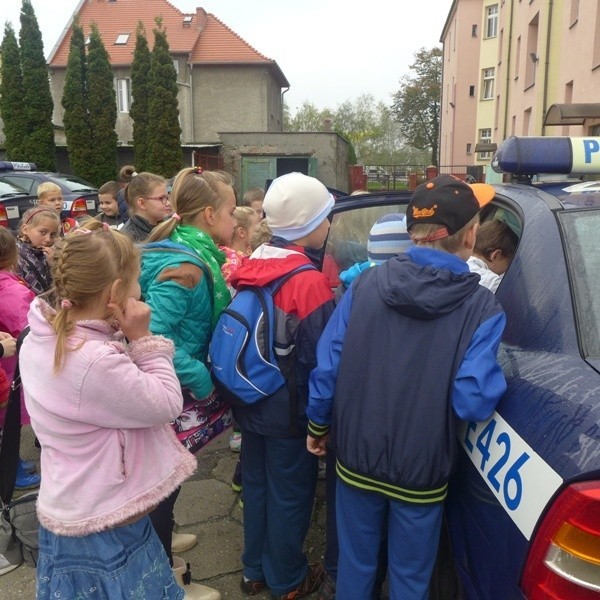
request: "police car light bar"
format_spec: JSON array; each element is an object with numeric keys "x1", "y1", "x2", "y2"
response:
[
  {"x1": 492, "y1": 136, "x2": 600, "y2": 176},
  {"x1": 0, "y1": 161, "x2": 36, "y2": 172}
]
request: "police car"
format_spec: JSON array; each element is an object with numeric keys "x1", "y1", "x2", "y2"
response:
[{"x1": 324, "y1": 137, "x2": 600, "y2": 599}]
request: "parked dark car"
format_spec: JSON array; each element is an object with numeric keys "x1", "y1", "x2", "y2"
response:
[
  {"x1": 0, "y1": 176, "x2": 38, "y2": 231},
  {"x1": 0, "y1": 162, "x2": 98, "y2": 223},
  {"x1": 323, "y1": 136, "x2": 600, "y2": 599}
]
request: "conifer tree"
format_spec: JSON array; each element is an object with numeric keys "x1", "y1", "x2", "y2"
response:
[
  {"x1": 0, "y1": 23, "x2": 27, "y2": 160},
  {"x1": 19, "y1": 0, "x2": 56, "y2": 170},
  {"x1": 147, "y1": 20, "x2": 182, "y2": 177},
  {"x1": 130, "y1": 22, "x2": 152, "y2": 172},
  {"x1": 62, "y1": 21, "x2": 93, "y2": 180},
  {"x1": 86, "y1": 23, "x2": 117, "y2": 185}
]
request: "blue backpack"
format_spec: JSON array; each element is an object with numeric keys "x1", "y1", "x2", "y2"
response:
[{"x1": 209, "y1": 264, "x2": 315, "y2": 406}]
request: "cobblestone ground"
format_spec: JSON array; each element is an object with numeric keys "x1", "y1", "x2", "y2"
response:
[{"x1": 0, "y1": 427, "x2": 334, "y2": 599}]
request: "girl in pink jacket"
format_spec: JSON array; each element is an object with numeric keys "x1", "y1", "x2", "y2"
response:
[{"x1": 20, "y1": 221, "x2": 197, "y2": 599}]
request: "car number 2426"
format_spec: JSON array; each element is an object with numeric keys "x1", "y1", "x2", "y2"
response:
[{"x1": 459, "y1": 413, "x2": 563, "y2": 540}]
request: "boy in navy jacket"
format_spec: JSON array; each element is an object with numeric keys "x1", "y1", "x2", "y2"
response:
[{"x1": 307, "y1": 174, "x2": 507, "y2": 599}]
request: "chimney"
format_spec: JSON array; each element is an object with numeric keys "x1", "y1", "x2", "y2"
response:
[{"x1": 323, "y1": 118, "x2": 332, "y2": 132}]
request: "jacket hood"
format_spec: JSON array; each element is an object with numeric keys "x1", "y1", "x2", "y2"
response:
[
  {"x1": 374, "y1": 248, "x2": 481, "y2": 321},
  {"x1": 230, "y1": 244, "x2": 314, "y2": 289}
]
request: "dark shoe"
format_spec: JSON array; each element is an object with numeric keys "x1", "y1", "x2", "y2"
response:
[
  {"x1": 231, "y1": 457, "x2": 242, "y2": 492},
  {"x1": 274, "y1": 563, "x2": 324, "y2": 599},
  {"x1": 316, "y1": 570, "x2": 336, "y2": 600},
  {"x1": 19, "y1": 458, "x2": 36, "y2": 474},
  {"x1": 240, "y1": 576, "x2": 266, "y2": 595}
]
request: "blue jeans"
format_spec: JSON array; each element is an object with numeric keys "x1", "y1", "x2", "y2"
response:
[
  {"x1": 241, "y1": 430, "x2": 318, "y2": 597},
  {"x1": 336, "y1": 480, "x2": 443, "y2": 600},
  {"x1": 37, "y1": 516, "x2": 183, "y2": 600}
]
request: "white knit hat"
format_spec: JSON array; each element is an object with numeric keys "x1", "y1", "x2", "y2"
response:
[{"x1": 263, "y1": 173, "x2": 334, "y2": 240}]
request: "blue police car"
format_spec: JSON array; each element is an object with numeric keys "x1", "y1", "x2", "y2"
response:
[{"x1": 324, "y1": 137, "x2": 600, "y2": 599}]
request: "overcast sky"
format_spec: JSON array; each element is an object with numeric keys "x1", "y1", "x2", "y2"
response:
[{"x1": 3, "y1": 0, "x2": 450, "y2": 111}]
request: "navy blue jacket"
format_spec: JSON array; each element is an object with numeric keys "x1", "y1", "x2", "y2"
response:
[{"x1": 307, "y1": 246, "x2": 506, "y2": 503}]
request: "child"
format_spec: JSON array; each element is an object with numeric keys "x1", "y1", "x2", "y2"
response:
[
  {"x1": 0, "y1": 332, "x2": 16, "y2": 406},
  {"x1": 139, "y1": 166, "x2": 236, "y2": 600},
  {"x1": 220, "y1": 206, "x2": 260, "y2": 288},
  {"x1": 37, "y1": 182, "x2": 77, "y2": 236},
  {"x1": 242, "y1": 186, "x2": 265, "y2": 218},
  {"x1": 96, "y1": 180, "x2": 126, "y2": 228},
  {"x1": 307, "y1": 174, "x2": 507, "y2": 599},
  {"x1": 16, "y1": 207, "x2": 60, "y2": 296},
  {"x1": 467, "y1": 219, "x2": 518, "y2": 292},
  {"x1": 19, "y1": 221, "x2": 197, "y2": 599},
  {"x1": 116, "y1": 164, "x2": 137, "y2": 220},
  {"x1": 250, "y1": 218, "x2": 272, "y2": 250},
  {"x1": 0, "y1": 227, "x2": 38, "y2": 484},
  {"x1": 229, "y1": 172, "x2": 335, "y2": 599},
  {"x1": 121, "y1": 172, "x2": 171, "y2": 242}
]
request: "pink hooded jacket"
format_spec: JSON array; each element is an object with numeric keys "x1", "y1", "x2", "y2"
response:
[
  {"x1": 0, "y1": 270, "x2": 35, "y2": 426},
  {"x1": 21, "y1": 299, "x2": 197, "y2": 537}
]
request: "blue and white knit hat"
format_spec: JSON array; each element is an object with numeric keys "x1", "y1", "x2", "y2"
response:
[{"x1": 367, "y1": 213, "x2": 412, "y2": 263}]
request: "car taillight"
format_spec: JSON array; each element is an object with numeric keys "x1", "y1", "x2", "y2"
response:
[
  {"x1": 0, "y1": 205, "x2": 8, "y2": 228},
  {"x1": 521, "y1": 481, "x2": 600, "y2": 599},
  {"x1": 70, "y1": 198, "x2": 88, "y2": 217}
]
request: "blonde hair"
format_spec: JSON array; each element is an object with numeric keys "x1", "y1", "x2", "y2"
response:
[
  {"x1": 250, "y1": 218, "x2": 272, "y2": 251},
  {"x1": 125, "y1": 172, "x2": 166, "y2": 212},
  {"x1": 410, "y1": 215, "x2": 479, "y2": 254},
  {"x1": 147, "y1": 167, "x2": 234, "y2": 243},
  {"x1": 0, "y1": 228, "x2": 18, "y2": 271},
  {"x1": 242, "y1": 187, "x2": 264, "y2": 206},
  {"x1": 49, "y1": 220, "x2": 139, "y2": 371},
  {"x1": 37, "y1": 182, "x2": 62, "y2": 199},
  {"x1": 233, "y1": 206, "x2": 258, "y2": 231},
  {"x1": 18, "y1": 207, "x2": 61, "y2": 237}
]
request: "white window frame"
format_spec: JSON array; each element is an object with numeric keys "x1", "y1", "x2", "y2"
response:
[
  {"x1": 482, "y1": 67, "x2": 495, "y2": 100},
  {"x1": 479, "y1": 128, "x2": 493, "y2": 159},
  {"x1": 115, "y1": 33, "x2": 130, "y2": 45},
  {"x1": 486, "y1": 4, "x2": 498, "y2": 39},
  {"x1": 116, "y1": 78, "x2": 131, "y2": 113}
]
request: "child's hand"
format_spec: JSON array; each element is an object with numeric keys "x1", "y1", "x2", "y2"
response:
[
  {"x1": 0, "y1": 336, "x2": 17, "y2": 358},
  {"x1": 307, "y1": 434, "x2": 328, "y2": 457},
  {"x1": 108, "y1": 297, "x2": 151, "y2": 341},
  {"x1": 41, "y1": 246, "x2": 55, "y2": 262}
]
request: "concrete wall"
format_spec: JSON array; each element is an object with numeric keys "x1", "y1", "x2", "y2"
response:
[{"x1": 218, "y1": 131, "x2": 351, "y2": 193}]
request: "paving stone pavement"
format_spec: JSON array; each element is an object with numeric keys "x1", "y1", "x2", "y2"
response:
[{"x1": 0, "y1": 427, "x2": 329, "y2": 599}]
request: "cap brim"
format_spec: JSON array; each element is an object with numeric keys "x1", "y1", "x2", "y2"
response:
[{"x1": 470, "y1": 183, "x2": 496, "y2": 208}]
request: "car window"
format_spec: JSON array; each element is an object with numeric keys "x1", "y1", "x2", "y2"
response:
[
  {"x1": 49, "y1": 175, "x2": 96, "y2": 192},
  {"x1": 558, "y1": 210, "x2": 600, "y2": 358},
  {"x1": 0, "y1": 175, "x2": 34, "y2": 193},
  {"x1": 325, "y1": 203, "x2": 405, "y2": 287},
  {"x1": 0, "y1": 180, "x2": 29, "y2": 197}
]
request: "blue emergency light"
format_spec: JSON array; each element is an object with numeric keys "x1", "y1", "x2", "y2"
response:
[
  {"x1": 492, "y1": 136, "x2": 600, "y2": 175},
  {"x1": 0, "y1": 161, "x2": 36, "y2": 171}
]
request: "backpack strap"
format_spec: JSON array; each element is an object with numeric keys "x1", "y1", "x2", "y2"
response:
[
  {"x1": 0, "y1": 327, "x2": 30, "y2": 505},
  {"x1": 268, "y1": 263, "x2": 317, "y2": 437}
]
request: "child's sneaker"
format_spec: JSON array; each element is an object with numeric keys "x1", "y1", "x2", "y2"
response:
[
  {"x1": 231, "y1": 457, "x2": 242, "y2": 492},
  {"x1": 273, "y1": 563, "x2": 324, "y2": 599},
  {"x1": 229, "y1": 430, "x2": 242, "y2": 452}
]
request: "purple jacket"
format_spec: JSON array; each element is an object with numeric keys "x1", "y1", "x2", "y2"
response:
[{"x1": 21, "y1": 299, "x2": 197, "y2": 536}]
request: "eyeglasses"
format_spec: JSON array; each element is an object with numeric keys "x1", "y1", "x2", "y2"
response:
[{"x1": 145, "y1": 194, "x2": 171, "y2": 205}]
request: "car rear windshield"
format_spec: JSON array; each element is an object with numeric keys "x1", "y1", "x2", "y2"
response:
[
  {"x1": 50, "y1": 175, "x2": 96, "y2": 192},
  {"x1": 559, "y1": 210, "x2": 600, "y2": 358}
]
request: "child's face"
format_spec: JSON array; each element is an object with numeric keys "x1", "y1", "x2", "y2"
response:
[
  {"x1": 212, "y1": 184, "x2": 237, "y2": 245},
  {"x1": 301, "y1": 217, "x2": 330, "y2": 250},
  {"x1": 23, "y1": 217, "x2": 59, "y2": 248},
  {"x1": 38, "y1": 192, "x2": 64, "y2": 216},
  {"x1": 140, "y1": 184, "x2": 171, "y2": 225},
  {"x1": 99, "y1": 193, "x2": 119, "y2": 217},
  {"x1": 250, "y1": 199, "x2": 263, "y2": 218}
]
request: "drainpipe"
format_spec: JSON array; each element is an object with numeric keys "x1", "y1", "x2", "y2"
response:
[
  {"x1": 503, "y1": 0, "x2": 515, "y2": 139},
  {"x1": 541, "y1": 0, "x2": 553, "y2": 137},
  {"x1": 281, "y1": 86, "x2": 290, "y2": 129}
]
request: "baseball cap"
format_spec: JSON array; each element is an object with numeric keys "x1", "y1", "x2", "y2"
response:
[{"x1": 406, "y1": 174, "x2": 495, "y2": 240}]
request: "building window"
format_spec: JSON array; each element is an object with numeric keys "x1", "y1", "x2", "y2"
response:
[
  {"x1": 472, "y1": 24, "x2": 478, "y2": 37},
  {"x1": 116, "y1": 78, "x2": 131, "y2": 113},
  {"x1": 469, "y1": 85, "x2": 475, "y2": 97},
  {"x1": 570, "y1": 0, "x2": 579, "y2": 26},
  {"x1": 482, "y1": 67, "x2": 495, "y2": 99},
  {"x1": 467, "y1": 143, "x2": 472, "y2": 154},
  {"x1": 486, "y1": 4, "x2": 498, "y2": 38},
  {"x1": 479, "y1": 128, "x2": 492, "y2": 159},
  {"x1": 115, "y1": 33, "x2": 130, "y2": 45}
]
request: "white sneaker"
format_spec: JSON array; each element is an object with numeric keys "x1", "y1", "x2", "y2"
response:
[
  {"x1": 0, "y1": 555, "x2": 20, "y2": 576},
  {"x1": 171, "y1": 532, "x2": 198, "y2": 554},
  {"x1": 229, "y1": 431, "x2": 242, "y2": 452}
]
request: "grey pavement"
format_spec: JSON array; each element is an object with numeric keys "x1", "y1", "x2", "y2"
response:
[{"x1": 0, "y1": 426, "x2": 329, "y2": 600}]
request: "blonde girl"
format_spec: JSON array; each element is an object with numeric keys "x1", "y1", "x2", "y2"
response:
[
  {"x1": 138, "y1": 167, "x2": 235, "y2": 598},
  {"x1": 121, "y1": 171, "x2": 170, "y2": 242},
  {"x1": 20, "y1": 220, "x2": 196, "y2": 599},
  {"x1": 220, "y1": 206, "x2": 261, "y2": 285},
  {"x1": 16, "y1": 207, "x2": 60, "y2": 295}
]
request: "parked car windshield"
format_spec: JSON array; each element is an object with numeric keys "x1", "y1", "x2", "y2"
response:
[
  {"x1": 558, "y1": 209, "x2": 600, "y2": 358},
  {"x1": 48, "y1": 174, "x2": 97, "y2": 192},
  {"x1": 0, "y1": 179, "x2": 29, "y2": 197}
]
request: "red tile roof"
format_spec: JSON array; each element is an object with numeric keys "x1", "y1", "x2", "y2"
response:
[{"x1": 48, "y1": 0, "x2": 288, "y2": 85}]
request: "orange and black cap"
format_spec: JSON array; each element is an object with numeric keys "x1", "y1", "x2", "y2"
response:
[{"x1": 406, "y1": 174, "x2": 495, "y2": 240}]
